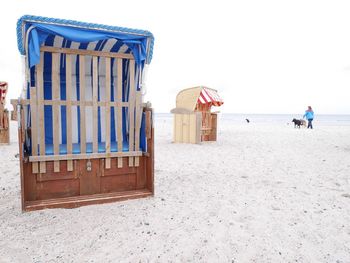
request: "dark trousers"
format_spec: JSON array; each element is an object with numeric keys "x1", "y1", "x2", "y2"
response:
[{"x1": 307, "y1": 119, "x2": 313, "y2": 129}]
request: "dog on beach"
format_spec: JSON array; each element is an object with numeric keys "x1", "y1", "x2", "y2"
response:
[{"x1": 292, "y1": 118, "x2": 306, "y2": 128}]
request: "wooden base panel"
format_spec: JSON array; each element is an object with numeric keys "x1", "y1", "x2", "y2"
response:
[
  {"x1": 18, "y1": 108, "x2": 154, "y2": 212},
  {"x1": 21, "y1": 155, "x2": 153, "y2": 212},
  {"x1": 0, "y1": 129, "x2": 9, "y2": 144},
  {"x1": 0, "y1": 110, "x2": 10, "y2": 144},
  {"x1": 174, "y1": 111, "x2": 218, "y2": 144},
  {"x1": 24, "y1": 189, "x2": 153, "y2": 211}
]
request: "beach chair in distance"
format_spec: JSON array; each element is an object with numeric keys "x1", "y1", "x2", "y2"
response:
[
  {"x1": 171, "y1": 86, "x2": 223, "y2": 144},
  {"x1": 0, "y1": 82, "x2": 10, "y2": 144},
  {"x1": 13, "y1": 15, "x2": 155, "y2": 211}
]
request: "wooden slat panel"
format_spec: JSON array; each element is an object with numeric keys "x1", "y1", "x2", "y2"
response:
[
  {"x1": 134, "y1": 157, "x2": 140, "y2": 167},
  {"x1": 15, "y1": 99, "x2": 129, "y2": 107},
  {"x1": 29, "y1": 151, "x2": 143, "y2": 162},
  {"x1": 189, "y1": 113, "x2": 196, "y2": 143},
  {"x1": 113, "y1": 60, "x2": 118, "y2": 150},
  {"x1": 188, "y1": 113, "x2": 192, "y2": 142},
  {"x1": 146, "y1": 109, "x2": 152, "y2": 139},
  {"x1": 41, "y1": 46, "x2": 134, "y2": 60},
  {"x1": 210, "y1": 113, "x2": 217, "y2": 141},
  {"x1": 128, "y1": 60, "x2": 136, "y2": 167},
  {"x1": 134, "y1": 91, "x2": 142, "y2": 167},
  {"x1": 36, "y1": 52, "x2": 46, "y2": 173},
  {"x1": 182, "y1": 114, "x2": 189, "y2": 143},
  {"x1": 117, "y1": 58, "x2": 123, "y2": 168},
  {"x1": 79, "y1": 55, "x2": 86, "y2": 153},
  {"x1": 105, "y1": 57, "x2": 111, "y2": 169},
  {"x1": 36, "y1": 160, "x2": 77, "y2": 181},
  {"x1": 19, "y1": 106, "x2": 26, "y2": 209},
  {"x1": 145, "y1": 109, "x2": 154, "y2": 194},
  {"x1": 175, "y1": 114, "x2": 183, "y2": 143},
  {"x1": 29, "y1": 87, "x2": 38, "y2": 174},
  {"x1": 92, "y1": 56, "x2": 98, "y2": 153},
  {"x1": 102, "y1": 158, "x2": 138, "y2": 177},
  {"x1": 52, "y1": 53, "x2": 60, "y2": 172},
  {"x1": 196, "y1": 112, "x2": 202, "y2": 144},
  {"x1": 66, "y1": 54, "x2": 73, "y2": 171},
  {"x1": 79, "y1": 160, "x2": 100, "y2": 195},
  {"x1": 173, "y1": 114, "x2": 177, "y2": 143},
  {"x1": 117, "y1": 155, "x2": 123, "y2": 168}
]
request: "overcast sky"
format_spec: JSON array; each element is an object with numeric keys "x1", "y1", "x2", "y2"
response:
[{"x1": 1, "y1": 0, "x2": 350, "y2": 114}]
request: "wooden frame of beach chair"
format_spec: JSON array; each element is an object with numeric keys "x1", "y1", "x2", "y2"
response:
[
  {"x1": 0, "y1": 82, "x2": 10, "y2": 144},
  {"x1": 171, "y1": 86, "x2": 223, "y2": 144},
  {"x1": 14, "y1": 15, "x2": 155, "y2": 211}
]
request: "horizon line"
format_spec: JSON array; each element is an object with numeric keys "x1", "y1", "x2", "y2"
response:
[{"x1": 154, "y1": 112, "x2": 350, "y2": 115}]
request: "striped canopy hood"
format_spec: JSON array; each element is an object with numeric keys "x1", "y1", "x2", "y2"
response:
[
  {"x1": 175, "y1": 86, "x2": 223, "y2": 112},
  {"x1": 197, "y1": 87, "x2": 223, "y2": 107},
  {"x1": 16, "y1": 15, "x2": 155, "y2": 67}
]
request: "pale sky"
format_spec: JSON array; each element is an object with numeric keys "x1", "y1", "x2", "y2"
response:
[{"x1": 1, "y1": 0, "x2": 350, "y2": 114}]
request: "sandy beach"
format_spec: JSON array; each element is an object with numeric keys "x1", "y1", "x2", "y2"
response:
[{"x1": 0, "y1": 115, "x2": 350, "y2": 262}]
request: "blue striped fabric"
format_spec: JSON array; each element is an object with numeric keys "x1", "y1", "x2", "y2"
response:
[
  {"x1": 17, "y1": 15, "x2": 152, "y2": 155},
  {"x1": 16, "y1": 15, "x2": 154, "y2": 64}
]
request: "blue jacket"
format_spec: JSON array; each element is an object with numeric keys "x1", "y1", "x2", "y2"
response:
[{"x1": 303, "y1": 110, "x2": 314, "y2": 120}]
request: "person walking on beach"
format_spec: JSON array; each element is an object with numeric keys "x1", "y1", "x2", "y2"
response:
[{"x1": 303, "y1": 106, "x2": 314, "y2": 129}]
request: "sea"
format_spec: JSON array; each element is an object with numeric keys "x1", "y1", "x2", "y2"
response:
[{"x1": 154, "y1": 113, "x2": 350, "y2": 126}]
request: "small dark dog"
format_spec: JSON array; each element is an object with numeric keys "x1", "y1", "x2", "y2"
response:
[
  {"x1": 246, "y1": 118, "x2": 250, "y2": 123},
  {"x1": 292, "y1": 118, "x2": 302, "y2": 128}
]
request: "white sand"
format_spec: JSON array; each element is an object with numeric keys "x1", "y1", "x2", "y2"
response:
[{"x1": 0, "y1": 116, "x2": 350, "y2": 262}]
